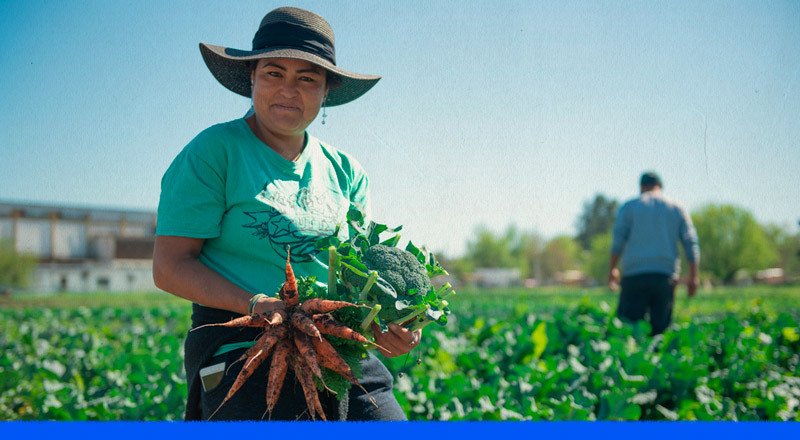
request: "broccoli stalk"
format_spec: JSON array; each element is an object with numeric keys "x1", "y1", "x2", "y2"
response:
[
  {"x1": 409, "y1": 318, "x2": 433, "y2": 333},
  {"x1": 359, "y1": 271, "x2": 379, "y2": 302},
  {"x1": 328, "y1": 246, "x2": 338, "y2": 296},
  {"x1": 390, "y1": 304, "x2": 430, "y2": 327},
  {"x1": 435, "y1": 282, "x2": 455, "y2": 301},
  {"x1": 405, "y1": 301, "x2": 446, "y2": 332},
  {"x1": 360, "y1": 303, "x2": 382, "y2": 332}
]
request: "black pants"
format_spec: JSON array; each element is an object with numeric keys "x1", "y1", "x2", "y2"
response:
[{"x1": 617, "y1": 273, "x2": 676, "y2": 336}]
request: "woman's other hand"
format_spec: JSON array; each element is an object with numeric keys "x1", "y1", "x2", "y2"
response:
[{"x1": 370, "y1": 321, "x2": 421, "y2": 358}]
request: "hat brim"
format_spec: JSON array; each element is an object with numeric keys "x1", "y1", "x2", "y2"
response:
[{"x1": 199, "y1": 43, "x2": 380, "y2": 107}]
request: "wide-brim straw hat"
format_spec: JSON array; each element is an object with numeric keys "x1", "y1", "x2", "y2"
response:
[{"x1": 199, "y1": 7, "x2": 380, "y2": 107}]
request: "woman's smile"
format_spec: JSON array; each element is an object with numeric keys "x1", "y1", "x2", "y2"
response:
[{"x1": 271, "y1": 103, "x2": 302, "y2": 112}]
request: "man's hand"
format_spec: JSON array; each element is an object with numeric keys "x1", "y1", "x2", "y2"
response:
[
  {"x1": 687, "y1": 262, "x2": 700, "y2": 298},
  {"x1": 687, "y1": 277, "x2": 700, "y2": 298},
  {"x1": 607, "y1": 254, "x2": 621, "y2": 291},
  {"x1": 607, "y1": 267, "x2": 620, "y2": 291}
]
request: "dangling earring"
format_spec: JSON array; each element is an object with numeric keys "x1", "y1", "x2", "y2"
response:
[
  {"x1": 321, "y1": 96, "x2": 328, "y2": 125},
  {"x1": 247, "y1": 79, "x2": 255, "y2": 117}
]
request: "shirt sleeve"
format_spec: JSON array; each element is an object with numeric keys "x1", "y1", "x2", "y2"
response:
[
  {"x1": 678, "y1": 206, "x2": 700, "y2": 264},
  {"x1": 610, "y1": 203, "x2": 630, "y2": 255},
  {"x1": 156, "y1": 139, "x2": 227, "y2": 238}
]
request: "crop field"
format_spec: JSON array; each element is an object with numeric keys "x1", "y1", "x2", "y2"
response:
[{"x1": 1, "y1": 286, "x2": 799, "y2": 421}]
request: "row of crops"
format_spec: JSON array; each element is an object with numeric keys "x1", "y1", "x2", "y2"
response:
[
  {"x1": 0, "y1": 305, "x2": 190, "y2": 420},
  {"x1": 1, "y1": 288, "x2": 799, "y2": 420},
  {"x1": 387, "y1": 301, "x2": 800, "y2": 421}
]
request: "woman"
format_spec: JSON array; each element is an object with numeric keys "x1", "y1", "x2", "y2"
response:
[{"x1": 153, "y1": 7, "x2": 420, "y2": 421}]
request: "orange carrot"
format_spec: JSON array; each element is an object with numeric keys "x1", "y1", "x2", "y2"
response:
[
  {"x1": 300, "y1": 298, "x2": 365, "y2": 315},
  {"x1": 313, "y1": 313, "x2": 383, "y2": 348},
  {"x1": 191, "y1": 311, "x2": 279, "y2": 331},
  {"x1": 266, "y1": 309, "x2": 287, "y2": 326},
  {"x1": 230, "y1": 324, "x2": 286, "y2": 370},
  {"x1": 279, "y1": 250, "x2": 299, "y2": 308},
  {"x1": 310, "y1": 335, "x2": 375, "y2": 407},
  {"x1": 291, "y1": 311, "x2": 322, "y2": 340},
  {"x1": 292, "y1": 354, "x2": 326, "y2": 421},
  {"x1": 208, "y1": 333, "x2": 277, "y2": 420},
  {"x1": 293, "y1": 331, "x2": 326, "y2": 386},
  {"x1": 265, "y1": 338, "x2": 292, "y2": 418}
]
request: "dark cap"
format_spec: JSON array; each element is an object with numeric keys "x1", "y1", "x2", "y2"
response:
[{"x1": 640, "y1": 171, "x2": 663, "y2": 187}]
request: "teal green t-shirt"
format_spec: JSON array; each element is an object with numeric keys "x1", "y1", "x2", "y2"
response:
[{"x1": 156, "y1": 118, "x2": 370, "y2": 297}]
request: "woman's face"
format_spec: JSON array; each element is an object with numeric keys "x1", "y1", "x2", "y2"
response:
[{"x1": 250, "y1": 58, "x2": 328, "y2": 139}]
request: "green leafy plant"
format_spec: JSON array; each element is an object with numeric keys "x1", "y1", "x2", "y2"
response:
[{"x1": 315, "y1": 207, "x2": 454, "y2": 335}]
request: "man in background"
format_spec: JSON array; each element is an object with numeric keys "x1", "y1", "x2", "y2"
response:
[{"x1": 607, "y1": 172, "x2": 700, "y2": 335}]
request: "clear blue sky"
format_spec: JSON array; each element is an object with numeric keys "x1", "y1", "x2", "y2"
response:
[{"x1": 1, "y1": 0, "x2": 798, "y2": 257}]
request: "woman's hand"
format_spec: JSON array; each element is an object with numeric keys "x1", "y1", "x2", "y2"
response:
[
  {"x1": 252, "y1": 295, "x2": 286, "y2": 315},
  {"x1": 370, "y1": 321, "x2": 422, "y2": 358}
]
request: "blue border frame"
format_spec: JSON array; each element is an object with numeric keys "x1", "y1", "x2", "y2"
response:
[{"x1": 2, "y1": 421, "x2": 798, "y2": 438}]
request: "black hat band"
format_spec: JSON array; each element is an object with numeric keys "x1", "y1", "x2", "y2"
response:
[{"x1": 251, "y1": 21, "x2": 336, "y2": 65}]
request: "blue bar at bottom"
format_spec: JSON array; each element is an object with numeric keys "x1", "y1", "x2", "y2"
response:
[{"x1": 1, "y1": 421, "x2": 798, "y2": 439}]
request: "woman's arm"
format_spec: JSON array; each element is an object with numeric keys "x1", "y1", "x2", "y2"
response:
[{"x1": 152, "y1": 235, "x2": 283, "y2": 315}]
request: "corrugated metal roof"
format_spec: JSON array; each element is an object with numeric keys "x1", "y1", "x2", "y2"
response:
[{"x1": 0, "y1": 200, "x2": 156, "y2": 223}]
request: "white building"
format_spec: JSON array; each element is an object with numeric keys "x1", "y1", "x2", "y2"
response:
[
  {"x1": 0, "y1": 201, "x2": 158, "y2": 293},
  {"x1": 473, "y1": 267, "x2": 522, "y2": 288}
]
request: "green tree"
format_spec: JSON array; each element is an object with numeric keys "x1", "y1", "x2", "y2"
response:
[
  {"x1": 764, "y1": 222, "x2": 800, "y2": 281},
  {"x1": 439, "y1": 256, "x2": 474, "y2": 284},
  {"x1": 541, "y1": 235, "x2": 582, "y2": 282},
  {"x1": 0, "y1": 240, "x2": 37, "y2": 289},
  {"x1": 585, "y1": 232, "x2": 612, "y2": 284},
  {"x1": 511, "y1": 230, "x2": 545, "y2": 280},
  {"x1": 692, "y1": 204, "x2": 778, "y2": 283},
  {"x1": 464, "y1": 225, "x2": 518, "y2": 268},
  {"x1": 576, "y1": 194, "x2": 619, "y2": 250}
]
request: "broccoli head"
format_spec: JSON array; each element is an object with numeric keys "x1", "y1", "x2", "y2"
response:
[{"x1": 344, "y1": 244, "x2": 432, "y2": 298}]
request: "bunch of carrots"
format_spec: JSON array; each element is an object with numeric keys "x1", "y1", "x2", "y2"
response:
[
  {"x1": 194, "y1": 252, "x2": 380, "y2": 421},
  {"x1": 198, "y1": 209, "x2": 453, "y2": 421}
]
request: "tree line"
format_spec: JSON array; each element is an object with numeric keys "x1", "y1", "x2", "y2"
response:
[
  {"x1": 1, "y1": 196, "x2": 798, "y2": 290},
  {"x1": 443, "y1": 194, "x2": 800, "y2": 286}
]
